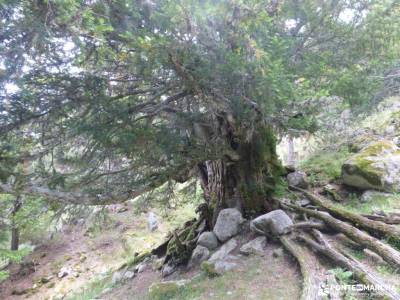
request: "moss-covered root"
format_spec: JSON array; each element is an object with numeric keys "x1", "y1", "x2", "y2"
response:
[
  {"x1": 289, "y1": 186, "x2": 400, "y2": 242},
  {"x1": 165, "y1": 218, "x2": 203, "y2": 266},
  {"x1": 285, "y1": 203, "x2": 400, "y2": 269},
  {"x1": 280, "y1": 235, "x2": 323, "y2": 300},
  {"x1": 298, "y1": 230, "x2": 400, "y2": 300}
]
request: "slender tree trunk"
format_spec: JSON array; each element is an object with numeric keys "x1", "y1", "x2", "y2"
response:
[
  {"x1": 287, "y1": 135, "x2": 295, "y2": 167},
  {"x1": 10, "y1": 196, "x2": 22, "y2": 251}
]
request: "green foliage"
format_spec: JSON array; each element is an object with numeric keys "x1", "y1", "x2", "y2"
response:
[
  {"x1": 0, "y1": 270, "x2": 9, "y2": 282},
  {"x1": 328, "y1": 268, "x2": 354, "y2": 284},
  {"x1": 300, "y1": 148, "x2": 351, "y2": 185},
  {"x1": 0, "y1": 0, "x2": 400, "y2": 215}
]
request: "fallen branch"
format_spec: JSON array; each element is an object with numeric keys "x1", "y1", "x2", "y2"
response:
[
  {"x1": 280, "y1": 234, "x2": 323, "y2": 300},
  {"x1": 285, "y1": 221, "x2": 327, "y2": 233},
  {"x1": 298, "y1": 230, "x2": 400, "y2": 300},
  {"x1": 284, "y1": 203, "x2": 400, "y2": 269},
  {"x1": 362, "y1": 214, "x2": 400, "y2": 225},
  {"x1": 289, "y1": 186, "x2": 400, "y2": 241}
]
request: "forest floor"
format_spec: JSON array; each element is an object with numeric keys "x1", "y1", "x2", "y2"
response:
[
  {"x1": 0, "y1": 202, "x2": 196, "y2": 300},
  {"x1": 2, "y1": 190, "x2": 400, "y2": 300}
]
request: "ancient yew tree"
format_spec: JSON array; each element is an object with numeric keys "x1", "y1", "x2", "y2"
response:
[{"x1": 1, "y1": 0, "x2": 400, "y2": 290}]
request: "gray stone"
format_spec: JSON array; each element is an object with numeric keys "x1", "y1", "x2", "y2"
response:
[
  {"x1": 287, "y1": 171, "x2": 308, "y2": 189},
  {"x1": 135, "y1": 261, "x2": 148, "y2": 273},
  {"x1": 161, "y1": 262, "x2": 176, "y2": 277},
  {"x1": 123, "y1": 270, "x2": 135, "y2": 279},
  {"x1": 188, "y1": 245, "x2": 210, "y2": 267},
  {"x1": 213, "y1": 208, "x2": 244, "y2": 242},
  {"x1": 239, "y1": 236, "x2": 267, "y2": 256},
  {"x1": 360, "y1": 190, "x2": 392, "y2": 203},
  {"x1": 147, "y1": 212, "x2": 158, "y2": 232},
  {"x1": 111, "y1": 271, "x2": 123, "y2": 284},
  {"x1": 57, "y1": 267, "x2": 71, "y2": 279},
  {"x1": 250, "y1": 209, "x2": 293, "y2": 236},
  {"x1": 209, "y1": 238, "x2": 238, "y2": 262},
  {"x1": 197, "y1": 231, "x2": 218, "y2": 250}
]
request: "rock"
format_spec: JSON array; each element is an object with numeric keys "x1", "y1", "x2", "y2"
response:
[
  {"x1": 209, "y1": 238, "x2": 238, "y2": 262},
  {"x1": 272, "y1": 247, "x2": 284, "y2": 258},
  {"x1": 188, "y1": 245, "x2": 210, "y2": 267},
  {"x1": 148, "y1": 212, "x2": 158, "y2": 232},
  {"x1": 148, "y1": 280, "x2": 187, "y2": 299},
  {"x1": 197, "y1": 231, "x2": 218, "y2": 250},
  {"x1": 111, "y1": 271, "x2": 123, "y2": 284},
  {"x1": 360, "y1": 190, "x2": 392, "y2": 203},
  {"x1": 342, "y1": 140, "x2": 400, "y2": 192},
  {"x1": 250, "y1": 209, "x2": 293, "y2": 236},
  {"x1": 239, "y1": 236, "x2": 267, "y2": 256},
  {"x1": 161, "y1": 262, "x2": 176, "y2": 277},
  {"x1": 287, "y1": 171, "x2": 308, "y2": 189},
  {"x1": 57, "y1": 266, "x2": 71, "y2": 278},
  {"x1": 135, "y1": 261, "x2": 148, "y2": 273},
  {"x1": 123, "y1": 270, "x2": 135, "y2": 279},
  {"x1": 213, "y1": 208, "x2": 244, "y2": 242}
]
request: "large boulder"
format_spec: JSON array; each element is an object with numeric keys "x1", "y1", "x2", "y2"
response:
[
  {"x1": 250, "y1": 209, "x2": 293, "y2": 236},
  {"x1": 197, "y1": 231, "x2": 218, "y2": 250},
  {"x1": 287, "y1": 171, "x2": 308, "y2": 189},
  {"x1": 360, "y1": 190, "x2": 392, "y2": 203},
  {"x1": 213, "y1": 208, "x2": 244, "y2": 242},
  {"x1": 342, "y1": 140, "x2": 400, "y2": 192}
]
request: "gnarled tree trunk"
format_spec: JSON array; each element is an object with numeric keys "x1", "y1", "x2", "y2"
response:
[{"x1": 198, "y1": 125, "x2": 285, "y2": 228}]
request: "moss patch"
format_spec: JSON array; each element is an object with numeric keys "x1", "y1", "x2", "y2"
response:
[{"x1": 300, "y1": 147, "x2": 351, "y2": 186}]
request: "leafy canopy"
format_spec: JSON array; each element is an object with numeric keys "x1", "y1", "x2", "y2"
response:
[{"x1": 0, "y1": 0, "x2": 399, "y2": 204}]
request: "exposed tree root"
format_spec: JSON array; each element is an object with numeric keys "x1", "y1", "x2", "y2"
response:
[
  {"x1": 285, "y1": 221, "x2": 327, "y2": 233},
  {"x1": 298, "y1": 229, "x2": 400, "y2": 300},
  {"x1": 154, "y1": 217, "x2": 206, "y2": 269},
  {"x1": 362, "y1": 213, "x2": 400, "y2": 225},
  {"x1": 289, "y1": 186, "x2": 400, "y2": 241},
  {"x1": 280, "y1": 234, "x2": 324, "y2": 300},
  {"x1": 284, "y1": 203, "x2": 400, "y2": 269}
]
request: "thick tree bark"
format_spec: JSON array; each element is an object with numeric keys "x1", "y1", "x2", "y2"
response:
[
  {"x1": 286, "y1": 203, "x2": 400, "y2": 268},
  {"x1": 280, "y1": 234, "x2": 323, "y2": 300},
  {"x1": 299, "y1": 230, "x2": 400, "y2": 300},
  {"x1": 198, "y1": 125, "x2": 285, "y2": 227},
  {"x1": 290, "y1": 186, "x2": 400, "y2": 240},
  {"x1": 10, "y1": 196, "x2": 22, "y2": 251}
]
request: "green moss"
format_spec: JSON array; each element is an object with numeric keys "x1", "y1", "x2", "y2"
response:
[
  {"x1": 344, "y1": 140, "x2": 399, "y2": 188},
  {"x1": 148, "y1": 281, "x2": 186, "y2": 300},
  {"x1": 300, "y1": 147, "x2": 351, "y2": 185},
  {"x1": 201, "y1": 261, "x2": 219, "y2": 277}
]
